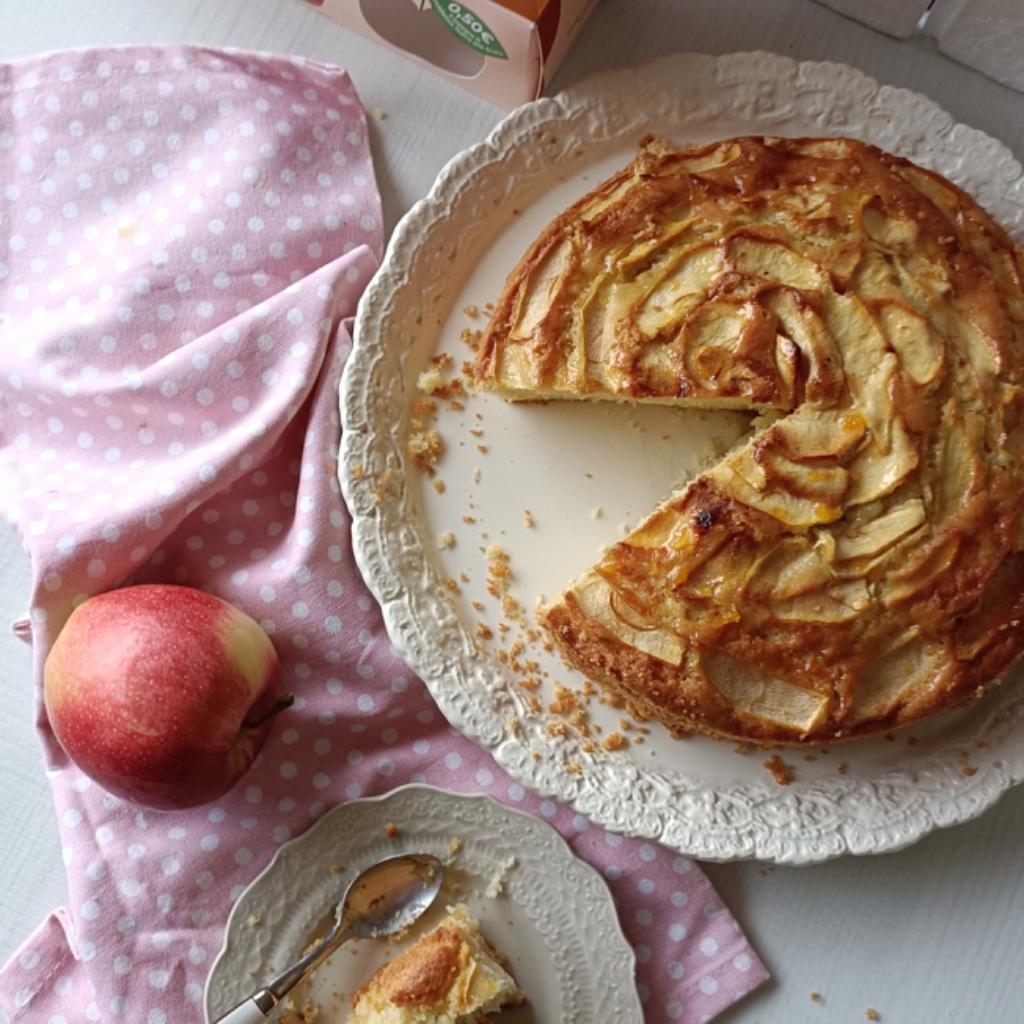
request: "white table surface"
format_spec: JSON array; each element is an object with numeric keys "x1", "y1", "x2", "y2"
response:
[{"x1": 1, "y1": 1, "x2": 1022, "y2": 1022}]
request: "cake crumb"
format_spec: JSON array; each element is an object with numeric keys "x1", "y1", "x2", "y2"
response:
[
  {"x1": 485, "y1": 546, "x2": 512, "y2": 597},
  {"x1": 386, "y1": 922, "x2": 415, "y2": 945},
  {"x1": 810, "y1": 991, "x2": 822, "y2": 1003},
  {"x1": 459, "y1": 327, "x2": 483, "y2": 351},
  {"x1": 438, "y1": 531, "x2": 455, "y2": 550},
  {"x1": 591, "y1": 506, "x2": 603, "y2": 519},
  {"x1": 328, "y1": 864, "x2": 345, "y2": 875},
  {"x1": 448, "y1": 837, "x2": 462, "y2": 856},
  {"x1": 763, "y1": 754, "x2": 794, "y2": 786},
  {"x1": 866, "y1": 1010, "x2": 880, "y2": 1021},
  {"x1": 417, "y1": 367, "x2": 447, "y2": 395},
  {"x1": 484, "y1": 856, "x2": 517, "y2": 898},
  {"x1": 407, "y1": 399, "x2": 443, "y2": 473},
  {"x1": 246, "y1": 914, "x2": 262, "y2": 927},
  {"x1": 384, "y1": 822, "x2": 398, "y2": 839},
  {"x1": 602, "y1": 732, "x2": 628, "y2": 752},
  {"x1": 370, "y1": 106, "x2": 385, "y2": 121},
  {"x1": 549, "y1": 684, "x2": 579, "y2": 717},
  {"x1": 837, "y1": 761, "x2": 849, "y2": 776},
  {"x1": 501, "y1": 593, "x2": 524, "y2": 621},
  {"x1": 433, "y1": 479, "x2": 446, "y2": 493},
  {"x1": 462, "y1": 304, "x2": 479, "y2": 318},
  {"x1": 405, "y1": 430, "x2": 442, "y2": 468},
  {"x1": 523, "y1": 509, "x2": 535, "y2": 528}
]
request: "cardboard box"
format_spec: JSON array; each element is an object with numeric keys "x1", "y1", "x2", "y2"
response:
[{"x1": 302, "y1": 0, "x2": 599, "y2": 108}]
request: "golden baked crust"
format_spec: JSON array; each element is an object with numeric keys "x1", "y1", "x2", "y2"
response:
[
  {"x1": 475, "y1": 135, "x2": 1024, "y2": 744},
  {"x1": 349, "y1": 904, "x2": 523, "y2": 1023}
]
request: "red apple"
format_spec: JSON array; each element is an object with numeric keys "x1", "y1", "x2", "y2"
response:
[{"x1": 43, "y1": 584, "x2": 290, "y2": 810}]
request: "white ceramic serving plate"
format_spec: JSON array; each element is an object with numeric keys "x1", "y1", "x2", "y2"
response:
[
  {"x1": 204, "y1": 785, "x2": 641, "y2": 1022},
  {"x1": 339, "y1": 52, "x2": 1024, "y2": 864}
]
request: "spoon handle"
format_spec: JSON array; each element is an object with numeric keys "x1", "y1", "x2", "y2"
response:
[
  {"x1": 265, "y1": 918, "x2": 353, "y2": 1000},
  {"x1": 212, "y1": 989, "x2": 276, "y2": 1024},
  {"x1": 212, "y1": 920, "x2": 351, "y2": 1024}
]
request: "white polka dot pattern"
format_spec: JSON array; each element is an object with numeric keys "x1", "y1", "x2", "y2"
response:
[{"x1": 0, "y1": 45, "x2": 766, "y2": 1024}]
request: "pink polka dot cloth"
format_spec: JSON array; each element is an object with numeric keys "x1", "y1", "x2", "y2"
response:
[{"x1": 0, "y1": 46, "x2": 768, "y2": 1024}]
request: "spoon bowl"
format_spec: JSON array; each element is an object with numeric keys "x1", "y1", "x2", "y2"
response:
[{"x1": 342, "y1": 853, "x2": 445, "y2": 940}]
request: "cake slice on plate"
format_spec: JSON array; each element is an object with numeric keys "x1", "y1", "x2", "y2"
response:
[{"x1": 349, "y1": 903, "x2": 524, "y2": 1023}]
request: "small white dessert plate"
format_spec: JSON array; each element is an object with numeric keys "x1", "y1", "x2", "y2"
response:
[{"x1": 204, "y1": 784, "x2": 642, "y2": 1022}]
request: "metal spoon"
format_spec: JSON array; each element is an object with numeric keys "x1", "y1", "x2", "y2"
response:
[{"x1": 214, "y1": 853, "x2": 444, "y2": 1023}]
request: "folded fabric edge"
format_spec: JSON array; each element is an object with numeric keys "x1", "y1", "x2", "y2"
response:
[
  {"x1": 0, "y1": 41, "x2": 357, "y2": 90},
  {"x1": 0, "y1": 909, "x2": 78, "y2": 1023},
  {"x1": 674, "y1": 930, "x2": 771, "y2": 1024}
]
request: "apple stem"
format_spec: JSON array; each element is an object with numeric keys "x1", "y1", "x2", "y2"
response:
[{"x1": 243, "y1": 693, "x2": 294, "y2": 729}]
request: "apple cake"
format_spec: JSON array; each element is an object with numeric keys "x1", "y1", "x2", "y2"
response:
[
  {"x1": 349, "y1": 904, "x2": 524, "y2": 1023},
  {"x1": 474, "y1": 135, "x2": 1024, "y2": 744}
]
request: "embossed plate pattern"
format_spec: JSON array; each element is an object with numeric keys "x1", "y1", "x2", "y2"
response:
[
  {"x1": 339, "y1": 53, "x2": 1024, "y2": 863},
  {"x1": 204, "y1": 785, "x2": 641, "y2": 1022}
]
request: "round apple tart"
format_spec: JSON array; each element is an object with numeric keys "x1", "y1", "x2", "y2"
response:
[{"x1": 473, "y1": 135, "x2": 1024, "y2": 744}]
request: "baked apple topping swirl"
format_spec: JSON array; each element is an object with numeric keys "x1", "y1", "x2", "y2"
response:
[{"x1": 475, "y1": 136, "x2": 1024, "y2": 743}]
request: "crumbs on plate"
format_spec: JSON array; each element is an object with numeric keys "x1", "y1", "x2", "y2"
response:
[
  {"x1": 763, "y1": 754, "x2": 794, "y2": 786},
  {"x1": 484, "y1": 856, "x2": 517, "y2": 898},
  {"x1": 407, "y1": 398, "x2": 443, "y2": 474}
]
